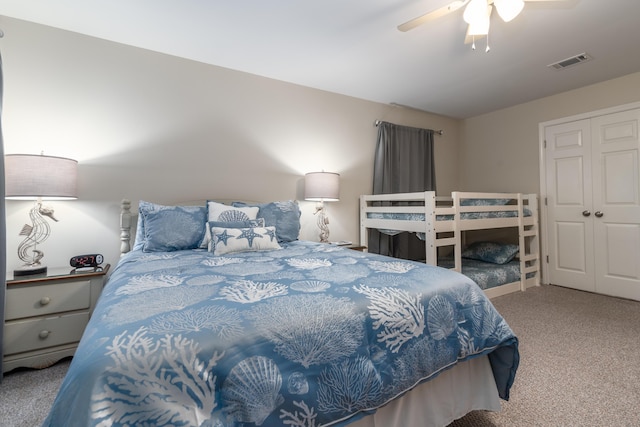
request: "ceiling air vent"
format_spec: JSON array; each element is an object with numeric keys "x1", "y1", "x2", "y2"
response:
[{"x1": 548, "y1": 53, "x2": 592, "y2": 70}]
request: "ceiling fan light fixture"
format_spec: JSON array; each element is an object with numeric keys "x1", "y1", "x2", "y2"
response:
[
  {"x1": 466, "y1": 4, "x2": 492, "y2": 35},
  {"x1": 467, "y1": 15, "x2": 490, "y2": 35},
  {"x1": 399, "y1": 0, "x2": 547, "y2": 51},
  {"x1": 494, "y1": 0, "x2": 524, "y2": 22},
  {"x1": 463, "y1": 0, "x2": 488, "y2": 25}
]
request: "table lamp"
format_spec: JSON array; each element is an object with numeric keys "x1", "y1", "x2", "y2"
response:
[
  {"x1": 5, "y1": 154, "x2": 78, "y2": 276},
  {"x1": 304, "y1": 171, "x2": 340, "y2": 243}
]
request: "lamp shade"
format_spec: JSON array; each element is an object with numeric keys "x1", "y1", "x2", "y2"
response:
[
  {"x1": 5, "y1": 154, "x2": 78, "y2": 200},
  {"x1": 304, "y1": 172, "x2": 340, "y2": 202}
]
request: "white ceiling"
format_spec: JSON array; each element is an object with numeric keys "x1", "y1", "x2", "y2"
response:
[{"x1": 1, "y1": 0, "x2": 639, "y2": 119}]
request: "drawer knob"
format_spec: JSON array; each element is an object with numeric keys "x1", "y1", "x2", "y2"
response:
[
  {"x1": 40, "y1": 296, "x2": 51, "y2": 306},
  {"x1": 39, "y1": 330, "x2": 50, "y2": 339}
]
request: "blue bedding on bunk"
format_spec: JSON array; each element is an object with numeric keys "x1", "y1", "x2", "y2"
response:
[
  {"x1": 43, "y1": 241, "x2": 518, "y2": 427},
  {"x1": 368, "y1": 208, "x2": 532, "y2": 237},
  {"x1": 439, "y1": 258, "x2": 522, "y2": 290}
]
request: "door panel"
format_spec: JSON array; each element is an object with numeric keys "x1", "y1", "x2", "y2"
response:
[
  {"x1": 600, "y1": 119, "x2": 637, "y2": 142},
  {"x1": 592, "y1": 109, "x2": 640, "y2": 300},
  {"x1": 603, "y1": 224, "x2": 640, "y2": 279},
  {"x1": 555, "y1": 157, "x2": 585, "y2": 205},
  {"x1": 545, "y1": 120, "x2": 594, "y2": 292},
  {"x1": 556, "y1": 222, "x2": 587, "y2": 272},
  {"x1": 602, "y1": 151, "x2": 637, "y2": 204}
]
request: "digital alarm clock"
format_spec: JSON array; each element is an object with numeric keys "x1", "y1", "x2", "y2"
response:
[{"x1": 70, "y1": 254, "x2": 104, "y2": 269}]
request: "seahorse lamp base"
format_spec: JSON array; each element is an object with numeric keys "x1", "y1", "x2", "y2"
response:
[{"x1": 14, "y1": 264, "x2": 48, "y2": 277}]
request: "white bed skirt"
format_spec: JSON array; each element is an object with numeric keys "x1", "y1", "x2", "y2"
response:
[{"x1": 349, "y1": 355, "x2": 501, "y2": 427}]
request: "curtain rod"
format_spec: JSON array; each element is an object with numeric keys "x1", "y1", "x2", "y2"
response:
[{"x1": 374, "y1": 120, "x2": 444, "y2": 136}]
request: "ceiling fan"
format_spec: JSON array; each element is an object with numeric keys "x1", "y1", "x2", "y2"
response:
[{"x1": 398, "y1": 0, "x2": 566, "y2": 51}]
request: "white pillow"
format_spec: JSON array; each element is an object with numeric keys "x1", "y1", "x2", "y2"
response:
[
  {"x1": 210, "y1": 226, "x2": 281, "y2": 255},
  {"x1": 200, "y1": 201, "x2": 261, "y2": 248},
  {"x1": 207, "y1": 201, "x2": 259, "y2": 222}
]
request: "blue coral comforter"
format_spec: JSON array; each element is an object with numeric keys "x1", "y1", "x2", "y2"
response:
[{"x1": 43, "y1": 241, "x2": 518, "y2": 427}]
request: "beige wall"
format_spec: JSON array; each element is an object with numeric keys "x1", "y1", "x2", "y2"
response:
[
  {"x1": 459, "y1": 72, "x2": 640, "y2": 193},
  {"x1": 1, "y1": 17, "x2": 460, "y2": 270},
  {"x1": 3, "y1": 15, "x2": 638, "y2": 272}
]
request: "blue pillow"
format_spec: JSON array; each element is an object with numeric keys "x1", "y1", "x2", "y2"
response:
[
  {"x1": 232, "y1": 200, "x2": 301, "y2": 243},
  {"x1": 138, "y1": 201, "x2": 207, "y2": 252},
  {"x1": 132, "y1": 213, "x2": 146, "y2": 251},
  {"x1": 461, "y1": 241, "x2": 519, "y2": 265}
]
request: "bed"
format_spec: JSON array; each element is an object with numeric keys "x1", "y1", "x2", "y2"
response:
[
  {"x1": 360, "y1": 191, "x2": 540, "y2": 298},
  {"x1": 43, "y1": 199, "x2": 519, "y2": 427}
]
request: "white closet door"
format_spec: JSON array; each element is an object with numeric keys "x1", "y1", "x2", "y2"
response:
[
  {"x1": 545, "y1": 119, "x2": 595, "y2": 292},
  {"x1": 544, "y1": 107, "x2": 640, "y2": 301},
  {"x1": 591, "y1": 109, "x2": 640, "y2": 300}
]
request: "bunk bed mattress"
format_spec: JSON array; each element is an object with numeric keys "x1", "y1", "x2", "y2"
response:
[
  {"x1": 368, "y1": 209, "x2": 532, "y2": 237},
  {"x1": 44, "y1": 240, "x2": 518, "y2": 427},
  {"x1": 439, "y1": 258, "x2": 522, "y2": 290}
]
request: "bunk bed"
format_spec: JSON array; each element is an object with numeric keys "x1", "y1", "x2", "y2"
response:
[{"x1": 360, "y1": 191, "x2": 540, "y2": 298}]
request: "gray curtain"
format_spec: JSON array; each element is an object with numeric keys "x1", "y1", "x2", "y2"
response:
[
  {"x1": 0, "y1": 51, "x2": 6, "y2": 377},
  {"x1": 369, "y1": 121, "x2": 436, "y2": 260}
]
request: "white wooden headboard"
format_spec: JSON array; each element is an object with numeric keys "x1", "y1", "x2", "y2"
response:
[{"x1": 120, "y1": 199, "x2": 133, "y2": 256}]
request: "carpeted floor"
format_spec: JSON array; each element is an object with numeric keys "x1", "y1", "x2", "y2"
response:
[
  {"x1": 0, "y1": 356, "x2": 71, "y2": 427},
  {"x1": 451, "y1": 284, "x2": 640, "y2": 427},
  {"x1": 1, "y1": 284, "x2": 639, "y2": 427}
]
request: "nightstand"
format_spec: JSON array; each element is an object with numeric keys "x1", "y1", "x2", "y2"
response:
[{"x1": 3, "y1": 265, "x2": 110, "y2": 374}]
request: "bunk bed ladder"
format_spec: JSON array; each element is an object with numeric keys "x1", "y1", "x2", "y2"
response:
[
  {"x1": 359, "y1": 195, "x2": 368, "y2": 249},
  {"x1": 424, "y1": 191, "x2": 437, "y2": 265},
  {"x1": 517, "y1": 194, "x2": 526, "y2": 292},
  {"x1": 451, "y1": 192, "x2": 462, "y2": 273},
  {"x1": 518, "y1": 194, "x2": 540, "y2": 291}
]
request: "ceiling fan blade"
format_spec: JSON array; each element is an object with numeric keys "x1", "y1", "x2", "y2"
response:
[{"x1": 398, "y1": 0, "x2": 469, "y2": 32}]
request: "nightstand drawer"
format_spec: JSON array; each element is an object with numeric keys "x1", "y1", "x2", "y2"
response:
[
  {"x1": 5, "y1": 279, "x2": 91, "y2": 321},
  {"x1": 3, "y1": 265, "x2": 109, "y2": 374},
  {"x1": 4, "y1": 312, "x2": 90, "y2": 355}
]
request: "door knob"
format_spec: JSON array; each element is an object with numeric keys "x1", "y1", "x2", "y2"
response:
[
  {"x1": 595, "y1": 211, "x2": 604, "y2": 218},
  {"x1": 582, "y1": 210, "x2": 591, "y2": 217}
]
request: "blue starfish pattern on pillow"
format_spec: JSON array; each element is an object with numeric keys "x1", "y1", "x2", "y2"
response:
[
  {"x1": 238, "y1": 227, "x2": 263, "y2": 246},
  {"x1": 214, "y1": 228, "x2": 232, "y2": 246},
  {"x1": 210, "y1": 226, "x2": 281, "y2": 255}
]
